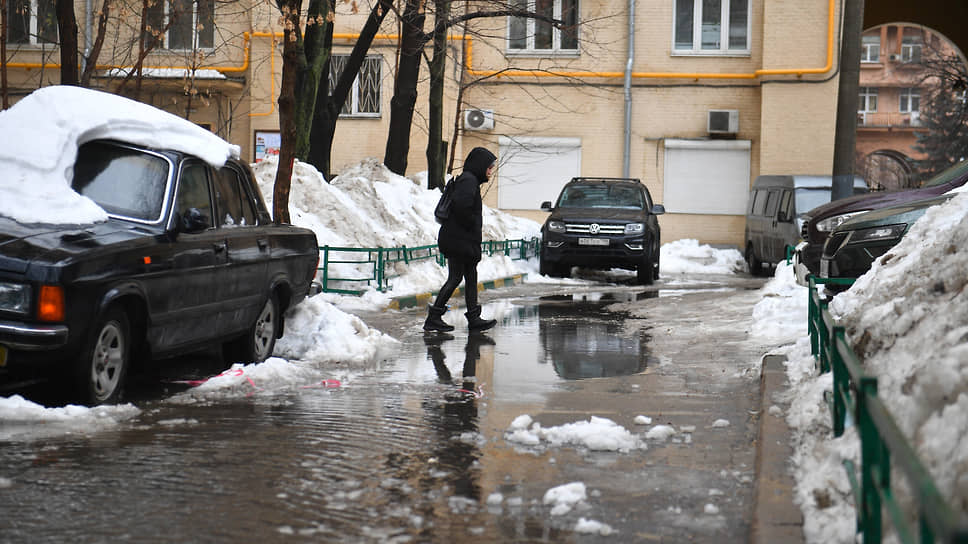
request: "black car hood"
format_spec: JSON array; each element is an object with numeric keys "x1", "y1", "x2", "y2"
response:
[
  {"x1": 804, "y1": 180, "x2": 962, "y2": 222},
  {"x1": 0, "y1": 216, "x2": 143, "y2": 273},
  {"x1": 549, "y1": 208, "x2": 645, "y2": 223}
]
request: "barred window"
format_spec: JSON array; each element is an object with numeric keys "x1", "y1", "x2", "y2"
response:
[{"x1": 329, "y1": 55, "x2": 382, "y2": 117}]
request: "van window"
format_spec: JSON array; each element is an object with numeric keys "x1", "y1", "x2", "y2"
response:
[
  {"x1": 764, "y1": 190, "x2": 780, "y2": 216},
  {"x1": 751, "y1": 190, "x2": 768, "y2": 215},
  {"x1": 778, "y1": 191, "x2": 793, "y2": 222}
]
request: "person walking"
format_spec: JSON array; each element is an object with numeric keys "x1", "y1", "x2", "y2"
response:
[{"x1": 424, "y1": 147, "x2": 498, "y2": 333}]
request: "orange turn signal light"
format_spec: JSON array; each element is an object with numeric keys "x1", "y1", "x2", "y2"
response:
[{"x1": 38, "y1": 285, "x2": 65, "y2": 322}]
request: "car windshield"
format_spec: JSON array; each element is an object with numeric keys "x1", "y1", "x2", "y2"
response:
[
  {"x1": 922, "y1": 158, "x2": 968, "y2": 188},
  {"x1": 558, "y1": 184, "x2": 644, "y2": 209},
  {"x1": 72, "y1": 141, "x2": 171, "y2": 222}
]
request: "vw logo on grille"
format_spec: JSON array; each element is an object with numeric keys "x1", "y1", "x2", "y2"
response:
[{"x1": 589, "y1": 223, "x2": 600, "y2": 234}]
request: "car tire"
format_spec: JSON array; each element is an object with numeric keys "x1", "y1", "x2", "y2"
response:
[
  {"x1": 746, "y1": 243, "x2": 766, "y2": 277},
  {"x1": 636, "y1": 252, "x2": 655, "y2": 285},
  {"x1": 75, "y1": 306, "x2": 130, "y2": 406},
  {"x1": 224, "y1": 293, "x2": 279, "y2": 365}
]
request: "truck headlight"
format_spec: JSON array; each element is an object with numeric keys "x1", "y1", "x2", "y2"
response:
[
  {"x1": 0, "y1": 281, "x2": 32, "y2": 315},
  {"x1": 624, "y1": 223, "x2": 644, "y2": 235},
  {"x1": 548, "y1": 221, "x2": 566, "y2": 233}
]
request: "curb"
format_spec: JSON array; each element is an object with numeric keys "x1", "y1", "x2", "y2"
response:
[
  {"x1": 751, "y1": 353, "x2": 804, "y2": 544},
  {"x1": 385, "y1": 273, "x2": 528, "y2": 310}
]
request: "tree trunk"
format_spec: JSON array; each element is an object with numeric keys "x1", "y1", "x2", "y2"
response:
[
  {"x1": 383, "y1": 0, "x2": 425, "y2": 175},
  {"x1": 425, "y1": 0, "x2": 450, "y2": 190},
  {"x1": 56, "y1": 0, "x2": 79, "y2": 85},
  {"x1": 80, "y1": 0, "x2": 111, "y2": 86},
  {"x1": 1, "y1": 0, "x2": 9, "y2": 108},
  {"x1": 273, "y1": 0, "x2": 305, "y2": 224},
  {"x1": 308, "y1": 0, "x2": 392, "y2": 177}
]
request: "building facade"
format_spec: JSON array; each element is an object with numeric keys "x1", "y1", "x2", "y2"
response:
[{"x1": 3, "y1": 0, "x2": 849, "y2": 247}]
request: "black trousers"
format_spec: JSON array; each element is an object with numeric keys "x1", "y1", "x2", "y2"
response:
[{"x1": 432, "y1": 256, "x2": 478, "y2": 310}]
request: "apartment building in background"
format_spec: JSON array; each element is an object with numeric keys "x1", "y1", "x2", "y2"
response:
[
  {"x1": 855, "y1": 24, "x2": 966, "y2": 191},
  {"x1": 3, "y1": 0, "x2": 851, "y2": 248}
]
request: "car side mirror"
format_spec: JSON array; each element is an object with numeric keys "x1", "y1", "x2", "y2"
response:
[
  {"x1": 541, "y1": 201, "x2": 553, "y2": 211},
  {"x1": 181, "y1": 208, "x2": 211, "y2": 233},
  {"x1": 651, "y1": 204, "x2": 665, "y2": 215}
]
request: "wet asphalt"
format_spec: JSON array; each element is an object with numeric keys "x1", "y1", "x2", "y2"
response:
[{"x1": 0, "y1": 271, "x2": 781, "y2": 543}]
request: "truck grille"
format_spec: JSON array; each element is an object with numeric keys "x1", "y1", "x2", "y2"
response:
[{"x1": 565, "y1": 223, "x2": 625, "y2": 235}]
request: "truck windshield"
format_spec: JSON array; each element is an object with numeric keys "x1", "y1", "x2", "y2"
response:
[
  {"x1": 72, "y1": 141, "x2": 171, "y2": 222},
  {"x1": 558, "y1": 185, "x2": 644, "y2": 209}
]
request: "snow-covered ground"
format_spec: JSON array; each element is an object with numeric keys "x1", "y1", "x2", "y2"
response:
[{"x1": 2, "y1": 86, "x2": 964, "y2": 542}]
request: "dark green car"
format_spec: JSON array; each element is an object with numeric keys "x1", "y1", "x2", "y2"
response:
[{"x1": 819, "y1": 192, "x2": 957, "y2": 282}]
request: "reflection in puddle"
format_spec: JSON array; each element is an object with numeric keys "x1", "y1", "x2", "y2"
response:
[{"x1": 528, "y1": 293, "x2": 652, "y2": 380}]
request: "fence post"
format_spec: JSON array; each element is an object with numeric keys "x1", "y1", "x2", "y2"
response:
[
  {"x1": 376, "y1": 249, "x2": 385, "y2": 292},
  {"x1": 832, "y1": 328, "x2": 847, "y2": 437},
  {"x1": 322, "y1": 246, "x2": 330, "y2": 292},
  {"x1": 858, "y1": 375, "x2": 882, "y2": 543}
]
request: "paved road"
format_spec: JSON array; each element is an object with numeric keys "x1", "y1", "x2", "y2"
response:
[{"x1": 0, "y1": 272, "x2": 797, "y2": 543}]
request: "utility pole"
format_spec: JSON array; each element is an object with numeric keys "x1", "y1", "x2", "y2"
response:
[{"x1": 831, "y1": 0, "x2": 865, "y2": 200}]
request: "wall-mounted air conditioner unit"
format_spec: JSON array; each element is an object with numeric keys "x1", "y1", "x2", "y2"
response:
[
  {"x1": 707, "y1": 109, "x2": 739, "y2": 134},
  {"x1": 464, "y1": 108, "x2": 494, "y2": 131},
  {"x1": 889, "y1": 54, "x2": 900, "y2": 61}
]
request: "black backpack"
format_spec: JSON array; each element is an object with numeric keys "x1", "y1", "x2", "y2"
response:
[{"x1": 434, "y1": 180, "x2": 455, "y2": 224}]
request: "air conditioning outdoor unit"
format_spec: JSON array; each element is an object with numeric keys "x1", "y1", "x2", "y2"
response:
[
  {"x1": 464, "y1": 108, "x2": 495, "y2": 131},
  {"x1": 707, "y1": 109, "x2": 739, "y2": 134},
  {"x1": 889, "y1": 54, "x2": 900, "y2": 61}
]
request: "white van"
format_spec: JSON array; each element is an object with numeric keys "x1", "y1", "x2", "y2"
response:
[{"x1": 744, "y1": 175, "x2": 867, "y2": 276}]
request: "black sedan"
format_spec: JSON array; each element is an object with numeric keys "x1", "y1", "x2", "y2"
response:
[{"x1": 0, "y1": 139, "x2": 319, "y2": 405}]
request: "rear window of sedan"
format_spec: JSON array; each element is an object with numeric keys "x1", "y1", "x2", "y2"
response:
[{"x1": 72, "y1": 141, "x2": 171, "y2": 222}]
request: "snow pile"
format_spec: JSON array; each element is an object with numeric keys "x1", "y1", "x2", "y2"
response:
[
  {"x1": 752, "y1": 190, "x2": 968, "y2": 542},
  {"x1": 0, "y1": 86, "x2": 238, "y2": 225},
  {"x1": 505, "y1": 414, "x2": 643, "y2": 452},
  {"x1": 0, "y1": 395, "x2": 141, "y2": 440},
  {"x1": 543, "y1": 482, "x2": 587, "y2": 516},
  {"x1": 273, "y1": 296, "x2": 399, "y2": 363},
  {"x1": 659, "y1": 239, "x2": 746, "y2": 275}
]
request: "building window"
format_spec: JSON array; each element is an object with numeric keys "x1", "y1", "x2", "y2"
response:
[
  {"x1": 861, "y1": 35, "x2": 880, "y2": 63},
  {"x1": 508, "y1": 0, "x2": 579, "y2": 54},
  {"x1": 6, "y1": 0, "x2": 57, "y2": 45},
  {"x1": 329, "y1": 55, "x2": 382, "y2": 117},
  {"x1": 899, "y1": 88, "x2": 920, "y2": 113},
  {"x1": 674, "y1": 0, "x2": 750, "y2": 54},
  {"x1": 901, "y1": 35, "x2": 922, "y2": 64},
  {"x1": 859, "y1": 87, "x2": 878, "y2": 112},
  {"x1": 145, "y1": 0, "x2": 215, "y2": 50}
]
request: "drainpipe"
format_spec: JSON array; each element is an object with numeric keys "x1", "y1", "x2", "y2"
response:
[
  {"x1": 622, "y1": 0, "x2": 635, "y2": 178},
  {"x1": 82, "y1": 0, "x2": 92, "y2": 76}
]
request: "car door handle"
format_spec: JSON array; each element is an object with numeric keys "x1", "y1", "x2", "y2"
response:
[
  {"x1": 257, "y1": 239, "x2": 269, "y2": 251},
  {"x1": 213, "y1": 242, "x2": 227, "y2": 253}
]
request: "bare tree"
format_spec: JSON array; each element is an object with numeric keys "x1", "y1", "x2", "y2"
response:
[{"x1": 911, "y1": 36, "x2": 968, "y2": 177}]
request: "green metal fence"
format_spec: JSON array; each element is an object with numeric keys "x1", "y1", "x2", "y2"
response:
[
  {"x1": 317, "y1": 237, "x2": 540, "y2": 294},
  {"x1": 807, "y1": 276, "x2": 968, "y2": 543}
]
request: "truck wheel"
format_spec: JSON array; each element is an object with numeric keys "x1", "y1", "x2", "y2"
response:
[
  {"x1": 75, "y1": 306, "x2": 130, "y2": 406},
  {"x1": 224, "y1": 293, "x2": 279, "y2": 364},
  {"x1": 636, "y1": 256, "x2": 655, "y2": 285}
]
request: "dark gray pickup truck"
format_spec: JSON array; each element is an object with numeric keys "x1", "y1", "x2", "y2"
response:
[{"x1": 0, "y1": 139, "x2": 319, "y2": 405}]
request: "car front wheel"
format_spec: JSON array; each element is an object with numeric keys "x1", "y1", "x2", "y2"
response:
[
  {"x1": 224, "y1": 293, "x2": 279, "y2": 364},
  {"x1": 75, "y1": 306, "x2": 130, "y2": 406}
]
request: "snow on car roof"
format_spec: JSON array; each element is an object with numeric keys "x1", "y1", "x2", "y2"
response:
[{"x1": 0, "y1": 85, "x2": 240, "y2": 225}]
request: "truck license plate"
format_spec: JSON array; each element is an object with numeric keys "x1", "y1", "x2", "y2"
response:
[
  {"x1": 0, "y1": 345, "x2": 7, "y2": 367},
  {"x1": 578, "y1": 237, "x2": 609, "y2": 247}
]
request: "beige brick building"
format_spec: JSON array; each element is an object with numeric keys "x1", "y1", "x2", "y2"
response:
[{"x1": 3, "y1": 0, "x2": 848, "y2": 247}]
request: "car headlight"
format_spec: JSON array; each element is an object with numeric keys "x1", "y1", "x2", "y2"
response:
[
  {"x1": 548, "y1": 221, "x2": 566, "y2": 233},
  {"x1": 0, "y1": 281, "x2": 32, "y2": 315},
  {"x1": 624, "y1": 223, "x2": 644, "y2": 235},
  {"x1": 847, "y1": 224, "x2": 908, "y2": 244},
  {"x1": 816, "y1": 211, "x2": 867, "y2": 233}
]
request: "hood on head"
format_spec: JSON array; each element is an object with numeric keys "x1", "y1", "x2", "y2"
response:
[{"x1": 463, "y1": 147, "x2": 497, "y2": 183}]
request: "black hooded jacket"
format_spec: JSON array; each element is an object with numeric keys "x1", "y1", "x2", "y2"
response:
[{"x1": 437, "y1": 147, "x2": 496, "y2": 263}]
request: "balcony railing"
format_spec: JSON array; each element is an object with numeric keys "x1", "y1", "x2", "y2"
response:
[{"x1": 857, "y1": 111, "x2": 922, "y2": 127}]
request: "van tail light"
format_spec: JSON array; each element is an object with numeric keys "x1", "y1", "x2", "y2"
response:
[{"x1": 38, "y1": 285, "x2": 66, "y2": 322}]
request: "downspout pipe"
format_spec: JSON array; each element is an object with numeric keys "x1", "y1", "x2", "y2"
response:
[
  {"x1": 82, "y1": 0, "x2": 92, "y2": 75},
  {"x1": 622, "y1": 0, "x2": 634, "y2": 178}
]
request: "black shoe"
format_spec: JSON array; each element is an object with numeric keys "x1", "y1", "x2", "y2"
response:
[
  {"x1": 465, "y1": 305, "x2": 496, "y2": 331},
  {"x1": 423, "y1": 304, "x2": 455, "y2": 332}
]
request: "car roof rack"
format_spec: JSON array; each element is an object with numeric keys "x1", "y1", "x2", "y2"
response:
[{"x1": 569, "y1": 177, "x2": 642, "y2": 184}]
